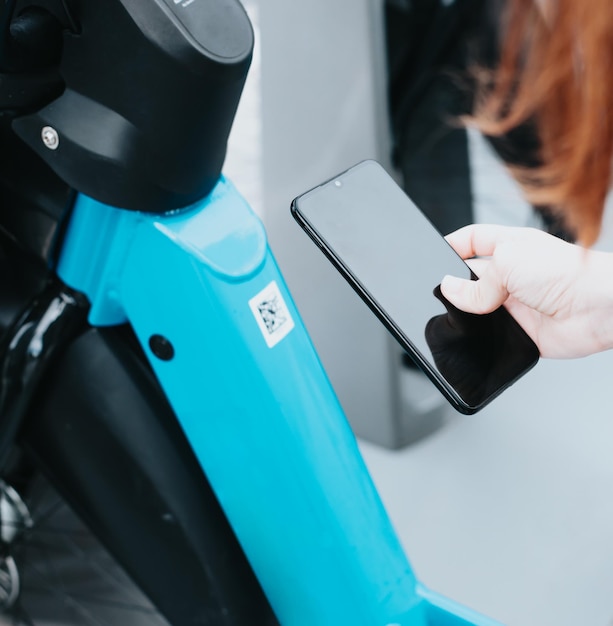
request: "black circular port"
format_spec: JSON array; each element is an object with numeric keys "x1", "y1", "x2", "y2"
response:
[{"x1": 149, "y1": 334, "x2": 175, "y2": 361}]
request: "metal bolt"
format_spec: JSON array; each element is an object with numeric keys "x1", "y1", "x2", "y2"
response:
[{"x1": 41, "y1": 126, "x2": 59, "y2": 150}]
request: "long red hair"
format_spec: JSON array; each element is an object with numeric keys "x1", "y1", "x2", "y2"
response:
[{"x1": 469, "y1": 0, "x2": 613, "y2": 245}]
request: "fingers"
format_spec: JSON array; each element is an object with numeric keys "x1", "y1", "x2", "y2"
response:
[
  {"x1": 464, "y1": 257, "x2": 488, "y2": 277},
  {"x1": 442, "y1": 224, "x2": 522, "y2": 313},
  {"x1": 441, "y1": 263, "x2": 509, "y2": 314},
  {"x1": 445, "y1": 224, "x2": 514, "y2": 260},
  {"x1": 442, "y1": 224, "x2": 512, "y2": 313}
]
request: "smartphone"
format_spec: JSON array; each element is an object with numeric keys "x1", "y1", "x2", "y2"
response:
[{"x1": 290, "y1": 159, "x2": 539, "y2": 414}]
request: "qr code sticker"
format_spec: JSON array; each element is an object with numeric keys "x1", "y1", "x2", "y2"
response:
[{"x1": 249, "y1": 281, "x2": 295, "y2": 348}]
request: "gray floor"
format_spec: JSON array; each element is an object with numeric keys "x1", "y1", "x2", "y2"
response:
[
  {"x1": 230, "y1": 4, "x2": 613, "y2": 624},
  {"x1": 360, "y1": 352, "x2": 613, "y2": 626}
]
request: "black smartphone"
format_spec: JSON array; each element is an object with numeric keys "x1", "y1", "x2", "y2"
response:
[{"x1": 290, "y1": 159, "x2": 539, "y2": 414}]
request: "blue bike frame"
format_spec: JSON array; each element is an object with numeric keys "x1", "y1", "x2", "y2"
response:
[{"x1": 56, "y1": 176, "x2": 500, "y2": 626}]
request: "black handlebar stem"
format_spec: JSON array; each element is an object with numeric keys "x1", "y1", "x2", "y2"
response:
[{"x1": 7, "y1": 0, "x2": 254, "y2": 212}]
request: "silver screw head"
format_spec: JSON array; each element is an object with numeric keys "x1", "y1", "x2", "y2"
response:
[{"x1": 41, "y1": 126, "x2": 59, "y2": 150}]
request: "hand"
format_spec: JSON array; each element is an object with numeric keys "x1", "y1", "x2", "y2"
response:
[{"x1": 440, "y1": 224, "x2": 613, "y2": 358}]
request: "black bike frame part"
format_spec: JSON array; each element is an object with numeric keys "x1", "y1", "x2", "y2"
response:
[
  {"x1": 1, "y1": 6, "x2": 63, "y2": 73},
  {"x1": 0, "y1": 0, "x2": 68, "y2": 110},
  {"x1": 20, "y1": 325, "x2": 278, "y2": 626},
  {"x1": 10, "y1": 0, "x2": 254, "y2": 212},
  {"x1": 0, "y1": 117, "x2": 74, "y2": 265},
  {"x1": 0, "y1": 234, "x2": 52, "y2": 334},
  {"x1": 0, "y1": 279, "x2": 88, "y2": 472}
]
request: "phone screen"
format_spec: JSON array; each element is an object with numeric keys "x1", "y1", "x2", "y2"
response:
[{"x1": 291, "y1": 160, "x2": 539, "y2": 414}]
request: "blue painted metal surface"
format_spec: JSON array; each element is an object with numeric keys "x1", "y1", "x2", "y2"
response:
[{"x1": 57, "y1": 179, "x2": 501, "y2": 626}]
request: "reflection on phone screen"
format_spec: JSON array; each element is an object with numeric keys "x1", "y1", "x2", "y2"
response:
[{"x1": 426, "y1": 286, "x2": 538, "y2": 408}]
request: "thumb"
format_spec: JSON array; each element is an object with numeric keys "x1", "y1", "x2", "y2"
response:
[{"x1": 440, "y1": 270, "x2": 509, "y2": 314}]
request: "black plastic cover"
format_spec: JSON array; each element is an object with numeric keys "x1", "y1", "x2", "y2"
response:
[{"x1": 11, "y1": 0, "x2": 253, "y2": 212}]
